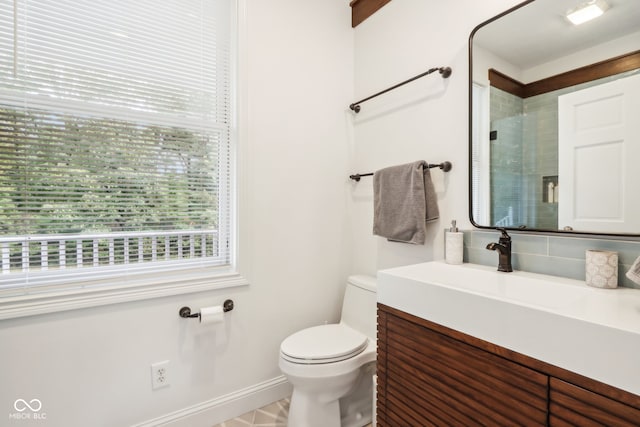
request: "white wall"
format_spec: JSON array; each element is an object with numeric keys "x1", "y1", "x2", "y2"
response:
[
  {"x1": 0, "y1": 1, "x2": 354, "y2": 426},
  {"x1": 522, "y1": 30, "x2": 640, "y2": 82},
  {"x1": 6, "y1": 1, "x2": 586, "y2": 424},
  {"x1": 350, "y1": 0, "x2": 523, "y2": 276}
]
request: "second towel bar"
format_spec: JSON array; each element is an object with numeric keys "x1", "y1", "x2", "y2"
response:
[
  {"x1": 349, "y1": 66, "x2": 452, "y2": 113},
  {"x1": 349, "y1": 161, "x2": 452, "y2": 182}
]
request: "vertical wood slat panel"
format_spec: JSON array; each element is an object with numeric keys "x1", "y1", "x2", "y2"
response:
[
  {"x1": 376, "y1": 307, "x2": 387, "y2": 425},
  {"x1": 550, "y1": 378, "x2": 640, "y2": 426}
]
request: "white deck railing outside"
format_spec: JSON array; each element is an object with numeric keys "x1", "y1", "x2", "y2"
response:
[
  {"x1": 1, "y1": 230, "x2": 219, "y2": 275},
  {"x1": 495, "y1": 206, "x2": 514, "y2": 227}
]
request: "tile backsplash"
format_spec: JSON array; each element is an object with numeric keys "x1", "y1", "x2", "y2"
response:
[{"x1": 463, "y1": 230, "x2": 640, "y2": 289}]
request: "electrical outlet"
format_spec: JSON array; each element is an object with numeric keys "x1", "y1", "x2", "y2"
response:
[{"x1": 151, "y1": 360, "x2": 170, "y2": 390}]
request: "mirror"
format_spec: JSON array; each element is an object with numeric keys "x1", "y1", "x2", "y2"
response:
[{"x1": 469, "y1": 0, "x2": 640, "y2": 235}]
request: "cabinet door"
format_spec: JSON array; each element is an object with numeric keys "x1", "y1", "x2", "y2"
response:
[
  {"x1": 550, "y1": 378, "x2": 640, "y2": 426},
  {"x1": 377, "y1": 308, "x2": 548, "y2": 426}
]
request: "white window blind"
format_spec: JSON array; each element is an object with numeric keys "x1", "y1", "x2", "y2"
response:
[{"x1": 0, "y1": 0, "x2": 235, "y2": 296}]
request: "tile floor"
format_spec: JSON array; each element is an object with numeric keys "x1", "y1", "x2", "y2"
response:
[
  {"x1": 212, "y1": 398, "x2": 289, "y2": 427},
  {"x1": 212, "y1": 397, "x2": 373, "y2": 427}
]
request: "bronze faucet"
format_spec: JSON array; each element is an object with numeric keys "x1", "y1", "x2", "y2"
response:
[{"x1": 486, "y1": 228, "x2": 513, "y2": 272}]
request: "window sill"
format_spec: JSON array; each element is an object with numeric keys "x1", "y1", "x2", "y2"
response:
[{"x1": 0, "y1": 268, "x2": 249, "y2": 320}]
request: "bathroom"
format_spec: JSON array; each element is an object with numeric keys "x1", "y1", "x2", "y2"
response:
[{"x1": 2, "y1": 0, "x2": 640, "y2": 426}]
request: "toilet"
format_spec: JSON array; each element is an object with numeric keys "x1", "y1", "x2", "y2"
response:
[{"x1": 279, "y1": 275, "x2": 377, "y2": 427}]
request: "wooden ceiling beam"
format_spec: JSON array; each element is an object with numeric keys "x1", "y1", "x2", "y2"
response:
[{"x1": 350, "y1": 0, "x2": 392, "y2": 27}]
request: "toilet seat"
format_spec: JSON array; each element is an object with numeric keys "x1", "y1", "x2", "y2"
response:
[{"x1": 280, "y1": 324, "x2": 368, "y2": 364}]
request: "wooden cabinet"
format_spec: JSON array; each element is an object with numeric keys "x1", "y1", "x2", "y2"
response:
[
  {"x1": 377, "y1": 306, "x2": 547, "y2": 426},
  {"x1": 377, "y1": 304, "x2": 640, "y2": 427},
  {"x1": 549, "y1": 378, "x2": 640, "y2": 426}
]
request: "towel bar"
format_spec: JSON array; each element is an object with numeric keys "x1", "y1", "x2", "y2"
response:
[
  {"x1": 350, "y1": 161, "x2": 451, "y2": 182},
  {"x1": 349, "y1": 66, "x2": 452, "y2": 113}
]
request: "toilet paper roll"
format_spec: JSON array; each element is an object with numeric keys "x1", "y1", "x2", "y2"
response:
[{"x1": 199, "y1": 305, "x2": 224, "y2": 324}]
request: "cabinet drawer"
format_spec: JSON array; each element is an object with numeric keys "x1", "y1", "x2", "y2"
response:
[
  {"x1": 550, "y1": 378, "x2": 640, "y2": 426},
  {"x1": 378, "y1": 308, "x2": 547, "y2": 426}
]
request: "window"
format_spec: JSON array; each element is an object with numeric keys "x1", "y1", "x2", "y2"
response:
[{"x1": 0, "y1": 0, "x2": 240, "y2": 313}]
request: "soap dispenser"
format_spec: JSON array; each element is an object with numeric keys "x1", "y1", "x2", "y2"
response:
[{"x1": 445, "y1": 220, "x2": 463, "y2": 265}]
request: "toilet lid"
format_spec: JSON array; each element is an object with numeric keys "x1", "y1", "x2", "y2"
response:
[{"x1": 281, "y1": 324, "x2": 369, "y2": 364}]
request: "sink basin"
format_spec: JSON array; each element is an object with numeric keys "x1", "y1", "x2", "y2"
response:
[
  {"x1": 392, "y1": 261, "x2": 589, "y2": 311},
  {"x1": 378, "y1": 261, "x2": 640, "y2": 396}
]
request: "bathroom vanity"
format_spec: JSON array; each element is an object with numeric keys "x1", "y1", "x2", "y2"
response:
[{"x1": 376, "y1": 262, "x2": 640, "y2": 426}]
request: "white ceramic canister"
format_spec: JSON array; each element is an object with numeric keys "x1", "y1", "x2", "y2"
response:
[
  {"x1": 585, "y1": 250, "x2": 618, "y2": 288},
  {"x1": 445, "y1": 220, "x2": 463, "y2": 265}
]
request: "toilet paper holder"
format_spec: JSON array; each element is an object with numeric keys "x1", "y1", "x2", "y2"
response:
[{"x1": 179, "y1": 299, "x2": 234, "y2": 319}]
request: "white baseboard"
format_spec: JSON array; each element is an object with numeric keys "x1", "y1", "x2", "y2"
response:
[{"x1": 132, "y1": 375, "x2": 292, "y2": 427}]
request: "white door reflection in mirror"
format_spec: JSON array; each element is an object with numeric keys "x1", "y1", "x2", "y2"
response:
[{"x1": 558, "y1": 73, "x2": 640, "y2": 233}]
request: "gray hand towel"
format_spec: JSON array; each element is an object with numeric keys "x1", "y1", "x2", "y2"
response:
[
  {"x1": 373, "y1": 160, "x2": 439, "y2": 245},
  {"x1": 626, "y1": 255, "x2": 640, "y2": 286}
]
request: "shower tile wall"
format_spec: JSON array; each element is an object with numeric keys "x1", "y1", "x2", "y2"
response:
[
  {"x1": 464, "y1": 230, "x2": 640, "y2": 289},
  {"x1": 489, "y1": 88, "x2": 523, "y2": 226},
  {"x1": 523, "y1": 92, "x2": 557, "y2": 229},
  {"x1": 490, "y1": 68, "x2": 640, "y2": 230},
  {"x1": 490, "y1": 87, "x2": 557, "y2": 229}
]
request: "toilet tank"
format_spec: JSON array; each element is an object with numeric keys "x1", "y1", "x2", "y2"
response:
[{"x1": 340, "y1": 275, "x2": 377, "y2": 339}]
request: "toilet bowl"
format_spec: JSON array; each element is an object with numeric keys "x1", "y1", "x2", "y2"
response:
[{"x1": 279, "y1": 275, "x2": 377, "y2": 427}]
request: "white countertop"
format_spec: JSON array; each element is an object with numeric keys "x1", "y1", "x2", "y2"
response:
[{"x1": 378, "y1": 261, "x2": 640, "y2": 396}]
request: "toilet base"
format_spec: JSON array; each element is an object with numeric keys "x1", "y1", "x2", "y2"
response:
[
  {"x1": 288, "y1": 390, "x2": 341, "y2": 427},
  {"x1": 340, "y1": 362, "x2": 374, "y2": 427},
  {"x1": 285, "y1": 362, "x2": 375, "y2": 427}
]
